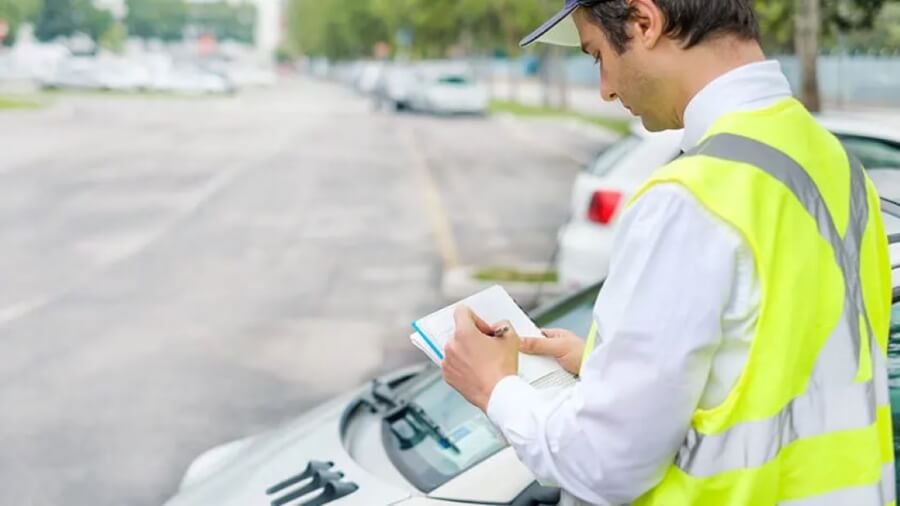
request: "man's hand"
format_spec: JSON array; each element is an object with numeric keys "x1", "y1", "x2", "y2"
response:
[
  {"x1": 520, "y1": 328, "x2": 585, "y2": 375},
  {"x1": 442, "y1": 305, "x2": 519, "y2": 412}
]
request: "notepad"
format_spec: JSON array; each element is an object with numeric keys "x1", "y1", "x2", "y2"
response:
[{"x1": 410, "y1": 285, "x2": 576, "y2": 388}]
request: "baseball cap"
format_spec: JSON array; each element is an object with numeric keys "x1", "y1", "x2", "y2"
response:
[{"x1": 519, "y1": 0, "x2": 594, "y2": 48}]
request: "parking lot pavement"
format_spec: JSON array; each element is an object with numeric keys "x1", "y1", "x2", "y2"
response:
[{"x1": 0, "y1": 78, "x2": 609, "y2": 505}]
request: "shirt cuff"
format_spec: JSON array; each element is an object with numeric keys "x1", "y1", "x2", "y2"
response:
[{"x1": 486, "y1": 375, "x2": 538, "y2": 430}]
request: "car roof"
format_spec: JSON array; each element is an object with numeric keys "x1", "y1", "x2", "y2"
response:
[
  {"x1": 626, "y1": 113, "x2": 900, "y2": 145},
  {"x1": 817, "y1": 114, "x2": 900, "y2": 144}
]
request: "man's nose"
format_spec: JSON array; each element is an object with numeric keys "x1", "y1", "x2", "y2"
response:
[{"x1": 600, "y1": 75, "x2": 617, "y2": 102}]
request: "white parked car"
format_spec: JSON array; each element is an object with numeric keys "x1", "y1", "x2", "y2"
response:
[
  {"x1": 152, "y1": 66, "x2": 233, "y2": 95},
  {"x1": 374, "y1": 64, "x2": 417, "y2": 111},
  {"x1": 355, "y1": 62, "x2": 385, "y2": 95},
  {"x1": 407, "y1": 71, "x2": 488, "y2": 115},
  {"x1": 164, "y1": 205, "x2": 900, "y2": 505},
  {"x1": 93, "y1": 60, "x2": 152, "y2": 92},
  {"x1": 557, "y1": 117, "x2": 900, "y2": 290},
  {"x1": 41, "y1": 57, "x2": 101, "y2": 90}
]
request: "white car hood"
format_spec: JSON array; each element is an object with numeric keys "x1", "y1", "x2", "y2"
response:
[{"x1": 165, "y1": 387, "x2": 413, "y2": 506}]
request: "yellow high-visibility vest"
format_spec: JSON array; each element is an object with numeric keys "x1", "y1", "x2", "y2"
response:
[{"x1": 580, "y1": 98, "x2": 894, "y2": 505}]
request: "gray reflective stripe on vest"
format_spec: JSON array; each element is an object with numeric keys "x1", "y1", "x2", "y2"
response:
[
  {"x1": 687, "y1": 134, "x2": 875, "y2": 365},
  {"x1": 673, "y1": 134, "x2": 890, "y2": 499}
]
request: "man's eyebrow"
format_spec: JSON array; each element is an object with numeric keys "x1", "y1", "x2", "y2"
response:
[{"x1": 580, "y1": 43, "x2": 589, "y2": 55}]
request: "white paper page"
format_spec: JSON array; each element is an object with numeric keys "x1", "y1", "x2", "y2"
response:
[{"x1": 411, "y1": 285, "x2": 571, "y2": 385}]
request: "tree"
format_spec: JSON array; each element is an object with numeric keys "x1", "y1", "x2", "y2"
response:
[
  {"x1": 126, "y1": 0, "x2": 188, "y2": 41},
  {"x1": 34, "y1": 0, "x2": 112, "y2": 43},
  {"x1": 100, "y1": 21, "x2": 127, "y2": 52},
  {"x1": 188, "y1": 2, "x2": 256, "y2": 44},
  {"x1": 286, "y1": 0, "x2": 390, "y2": 60},
  {"x1": 0, "y1": 0, "x2": 39, "y2": 45},
  {"x1": 34, "y1": 0, "x2": 77, "y2": 41},
  {"x1": 755, "y1": 0, "x2": 893, "y2": 111},
  {"x1": 795, "y1": 0, "x2": 821, "y2": 111}
]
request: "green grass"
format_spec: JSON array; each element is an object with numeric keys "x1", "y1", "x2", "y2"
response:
[
  {"x1": 40, "y1": 88, "x2": 220, "y2": 99},
  {"x1": 489, "y1": 99, "x2": 631, "y2": 136},
  {"x1": 0, "y1": 96, "x2": 45, "y2": 110},
  {"x1": 473, "y1": 266, "x2": 558, "y2": 284}
]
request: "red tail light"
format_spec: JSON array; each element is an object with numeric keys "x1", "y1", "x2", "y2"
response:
[{"x1": 587, "y1": 190, "x2": 622, "y2": 224}]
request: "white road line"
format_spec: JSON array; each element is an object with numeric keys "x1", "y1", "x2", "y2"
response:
[{"x1": 401, "y1": 130, "x2": 462, "y2": 270}]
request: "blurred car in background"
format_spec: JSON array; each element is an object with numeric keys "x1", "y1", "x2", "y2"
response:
[
  {"x1": 93, "y1": 59, "x2": 152, "y2": 92},
  {"x1": 407, "y1": 69, "x2": 488, "y2": 115},
  {"x1": 164, "y1": 204, "x2": 900, "y2": 506},
  {"x1": 355, "y1": 62, "x2": 385, "y2": 95},
  {"x1": 41, "y1": 56, "x2": 101, "y2": 91},
  {"x1": 556, "y1": 116, "x2": 900, "y2": 290},
  {"x1": 374, "y1": 64, "x2": 417, "y2": 111},
  {"x1": 152, "y1": 65, "x2": 234, "y2": 95}
]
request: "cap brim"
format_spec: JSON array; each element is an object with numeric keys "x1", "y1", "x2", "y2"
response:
[{"x1": 519, "y1": 4, "x2": 581, "y2": 48}]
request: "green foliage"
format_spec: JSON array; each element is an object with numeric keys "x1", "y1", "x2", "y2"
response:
[
  {"x1": 0, "y1": 0, "x2": 40, "y2": 45},
  {"x1": 0, "y1": 95, "x2": 44, "y2": 109},
  {"x1": 287, "y1": 0, "x2": 390, "y2": 60},
  {"x1": 275, "y1": 45, "x2": 294, "y2": 63},
  {"x1": 125, "y1": 0, "x2": 188, "y2": 41},
  {"x1": 100, "y1": 21, "x2": 127, "y2": 52},
  {"x1": 35, "y1": 0, "x2": 112, "y2": 42},
  {"x1": 285, "y1": 0, "x2": 556, "y2": 60},
  {"x1": 489, "y1": 100, "x2": 632, "y2": 136},
  {"x1": 473, "y1": 266, "x2": 558, "y2": 284},
  {"x1": 754, "y1": 0, "x2": 898, "y2": 52},
  {"x1": 188, "y1": 2, "x2": 256, "y2": 44}
]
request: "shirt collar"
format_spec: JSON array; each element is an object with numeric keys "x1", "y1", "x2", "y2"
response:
[{"x1": 680, "y1": 60, "x2": 793, "y2": 152}]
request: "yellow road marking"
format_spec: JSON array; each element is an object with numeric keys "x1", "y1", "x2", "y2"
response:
[{"x1": 402, "y1": 130, "x2": 462, "y2": 270}]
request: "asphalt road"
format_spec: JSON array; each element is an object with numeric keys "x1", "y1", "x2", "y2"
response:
[{"x1": 0, "y1": 78, "x2": 610, "y2": 505}]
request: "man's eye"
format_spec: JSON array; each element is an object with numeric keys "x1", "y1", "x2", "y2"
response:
[{"x1": 593, "y1": 55, "x2": 601, "y2": 65}]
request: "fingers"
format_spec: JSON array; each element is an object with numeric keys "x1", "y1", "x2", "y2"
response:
[
  {"x1": 520, "y1": 336, "x2": 569, "y2": 357},
  {"x1": 541, "y1": 328, "x2": 572, "y2": 339},
  {"x1": 471, "y1": 310, "x2": 496, "y2": 335},
  {"x1": 453, "y1": 305, "x2": 493, "y2": 339},
  {"x1": 491, "y1": 319, "x2": 514, "y2": 337}
]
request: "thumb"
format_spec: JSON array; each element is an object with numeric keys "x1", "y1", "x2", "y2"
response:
[
  {"x1": 453, "y1": 305, "x2": 493, "y2": 337},
  {"x1": 520, "y1": 336, "x2": 569, "y2": 357}
]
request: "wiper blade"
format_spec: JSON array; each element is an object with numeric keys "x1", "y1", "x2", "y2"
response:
[
  {"x1": 366, "y1": 378, "x2": 460, "y2": 454},
  {"x1": 392, "y1": 400, "x2": 461, "y2": 454}
]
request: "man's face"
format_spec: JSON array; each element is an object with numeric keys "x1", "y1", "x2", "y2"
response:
[{"x1": 572, "y1": 6, "x2": 677, "y2": 131}]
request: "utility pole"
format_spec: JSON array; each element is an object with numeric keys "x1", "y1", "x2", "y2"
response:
[{"x1": 795, "y1": 0, "x2": 821, "y2": 112}]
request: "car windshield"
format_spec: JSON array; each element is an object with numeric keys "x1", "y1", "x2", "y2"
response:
[
  {"x1": 588, "y1": 134, "x2": 643, "y2": 177},
  {"x1": 436, "y1": 75, "x2": 471, "y2": 85},
  {"x1": 384, "y1": 287, "x2": 600, "y2": 492},
  {"x1": 838, "y1": 135, "x2": 900, "y2": 201}
]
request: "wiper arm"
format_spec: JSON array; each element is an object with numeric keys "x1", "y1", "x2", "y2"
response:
[
  {"x1": 388, "y1": 400, "x2": 461, "y2": 454},
  {"x1": 366, "y1": 378, "x2": 460, "y2": 454}
]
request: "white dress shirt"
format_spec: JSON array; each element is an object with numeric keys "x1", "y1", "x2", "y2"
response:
[{"x1": 486, "y1": 60, "x2": 793, "y2": 505}]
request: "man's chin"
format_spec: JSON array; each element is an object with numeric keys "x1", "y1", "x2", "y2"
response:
[{"x1": 640, "y1": 116, "x2": 677, "y2": 133}]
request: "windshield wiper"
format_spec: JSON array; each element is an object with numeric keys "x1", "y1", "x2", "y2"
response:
[{"x1": 365, "y1": 378, "x2": 461, "y2": 454}]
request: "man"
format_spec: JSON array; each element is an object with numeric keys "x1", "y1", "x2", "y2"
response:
[{"x1": 442, "y1": 1, "x2": 895, "y2": 505}]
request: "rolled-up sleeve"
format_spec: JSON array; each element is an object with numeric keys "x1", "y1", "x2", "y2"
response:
[{"x1": 486, "y1": 184, "x2": 740, "y2": 505}]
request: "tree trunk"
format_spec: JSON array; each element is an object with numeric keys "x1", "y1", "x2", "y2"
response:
[
  {"x1": 795, "y1": 0, "x2": 821, "y2": 112},
  {"x1": 508, "y1": 57, "x2": 519, "y2": 103},
  {"x1": 555, "y1": 46, "x2": 569, "y2": 110},
  {"x1": 539, "y1": 45, "x2": 551, "y2": 108}
]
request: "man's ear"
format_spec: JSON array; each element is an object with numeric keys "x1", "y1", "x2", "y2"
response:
[{"x1": 628, "y1": 0, "x2": 665, "y2": 49}]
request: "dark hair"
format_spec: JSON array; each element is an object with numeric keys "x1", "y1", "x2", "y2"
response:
[{"x1": 585, "y1": 0, "x2": 760, "y2": 53}]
